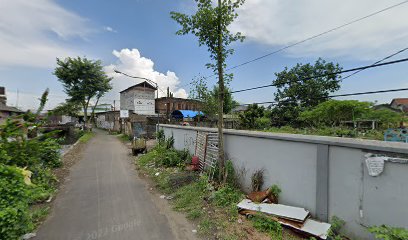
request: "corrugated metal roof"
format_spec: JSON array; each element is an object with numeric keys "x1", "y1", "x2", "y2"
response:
[
  {"x1": 119, "y1": 81, "x2": 157, "y2": 93},
  {"x1": 172, "y1": 110, "x2": 203, "y2": 118}
]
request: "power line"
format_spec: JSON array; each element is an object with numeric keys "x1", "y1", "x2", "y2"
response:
[
  {"x1": 242, "y1": 87, "x2": 408, "y2": 106},
  {"x1": 231, "y1": 57, "x2": 408, "y2": 94},
  {"x1": 206, "y1": 0, "x2": 408, "y2": 78},
  {"x1": 342, "y1": 47, "x2": 408, "y2": 80}
]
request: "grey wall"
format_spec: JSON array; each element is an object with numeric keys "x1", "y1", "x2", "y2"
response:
[{"x1": 161, "y1": 124, "x2": 408, "y2": 240}]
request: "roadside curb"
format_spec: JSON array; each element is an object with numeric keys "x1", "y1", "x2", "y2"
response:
[{"x1": 61, "y1": 138, "x2": 81, "y2": 158}]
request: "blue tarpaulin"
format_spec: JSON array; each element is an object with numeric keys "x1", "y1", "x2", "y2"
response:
[{"x1": 171, "y1": 110, "x2": 204, "y2": 119}]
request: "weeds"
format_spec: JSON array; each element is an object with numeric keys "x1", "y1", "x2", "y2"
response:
[
  {"x1": 135, "y1": 144, "x2": 302, "y2": 240},
  {"x1": 270, "y1": 184, "x2": 282, "y2": 200},
  {"x1": 156, "y1": 129, "x2": 165, "y2": 145},
  {"x1": 213, "y1": 185, "x2": 243, "y2": 208},
  {"x1": 165, "y1": 135, "x2": 175, "y2": 149},
  {"x1": 328, "y1": 216, "x2": 346, "y2": 240},
  {"x1": 368, "y1": 225, "x2": 408, "y2": 240},
  {"x1": 30, "y1": 206, "x2": 50, "y2": 228},
  {"x1": 251, "y1": 168, "x2": 265, "y2": 192},
  {"x1": 250, "y1": 214, "x2": 283, "y2": 239},
  {"x1": 79, "y1": 132, "x2": 95, "y2": 143}
]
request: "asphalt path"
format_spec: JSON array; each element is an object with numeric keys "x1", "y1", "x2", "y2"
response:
[{"x1": 35, "y1": 130, "x2": 178, "y2": 240}]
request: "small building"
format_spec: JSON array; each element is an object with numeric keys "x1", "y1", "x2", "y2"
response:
[
  {"x1": 95, "y1": 110, "x2": 158, "y2": 138},
  {"x1": 155, "y1": 88, "x2": 202, "y2": 118},
  {"x1": 232, "y1": 105, "x2": 248, "y2": 113},
  {"x1": 0, "y1": 87, "x2": 23, "y2": 124},
  {"x1": 120, "y1": 81, "x2": 156, "y2": 115},
  {"x1": 93, "y1": 103, "x2": 113, "y2": 113},
  {"x1": 390, "y1": 98, "x2": 408, "y2": 113}
]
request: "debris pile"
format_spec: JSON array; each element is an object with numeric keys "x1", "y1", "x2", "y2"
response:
[{"x1": 237, "y1": 198, "x2": 331, "y2": 239}]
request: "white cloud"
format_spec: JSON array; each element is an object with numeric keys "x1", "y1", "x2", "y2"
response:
[
  {"x1": 231, "y1": 0, "x2": 408, "y2": 60},
  {"x1": 104, "y1": 48, "x2": 188, "y2": 101},
  {"x1": 0, "y1": 0, "x2": 91, "y2": 68},
  {"x1": 104, "y1": 26, "x2": 117, "y2": 33}
]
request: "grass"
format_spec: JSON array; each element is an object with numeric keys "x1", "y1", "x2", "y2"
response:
[
  {"x1": 30, "y1": 206, "x2": 50, "y2": 228},
  {"x1": 135, "y1": 145, "x2": 303, "y2": 240},
  {"x1": 117, "y1": 133, "x2": 132, "y2": 142},
  {"x1": 78, "y1": 131, "x2": 95, "y2": 143}
]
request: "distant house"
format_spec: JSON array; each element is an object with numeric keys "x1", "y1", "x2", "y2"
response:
[
  {"x1": 0, "y1": 87, "x2": 23, "y2": 124},
  {"x1": 93, "y1": 103, "x2": 113, "y2": 113},
  {"x1": 232, "y1": 105, "x2": 248, "y2": 113},
  {"x1": 390, "y1": 98, "x2": 408, "y2": 113},
  {"x1": 120, "y1": 81, "x2": 157, "y2": 115},
  {"x1": 372, "y1": 103, "x2": 401, "y2": 113}
]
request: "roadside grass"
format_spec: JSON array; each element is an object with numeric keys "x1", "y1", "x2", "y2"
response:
[
  {"x1": 135, "y1": 145, "x2": 302, "y2": 240},
  {"x1": 78, "y1": 131, "x2": 95, "y2": 143},
  {"x1": 30, "y1": 206, "x2": 50, "y2": 229},
  {"x1": 117, "y1": 133, "x2": 132, "y2": 143}
]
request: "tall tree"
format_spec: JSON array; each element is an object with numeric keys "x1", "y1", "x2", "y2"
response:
[
  {"x1": 54, "y1": 57, "x2": 112, "y2": 127},
  {"x1": 171, "y1": 0, "x2": 245, "y2": 182},
  {"x1": 49, "y1": 101, "x2": 82, "y2": 118},
  {"x1": 271, "y1": 58, "x2": 342, "y2": 126},
  {"x1": 190, "y1": 76, "x2": 238, "y2": 119}
]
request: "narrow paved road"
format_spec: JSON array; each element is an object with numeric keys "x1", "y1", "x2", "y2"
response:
[{"x1": 35, "y1": 130, "x2": 178, "y2": 240}]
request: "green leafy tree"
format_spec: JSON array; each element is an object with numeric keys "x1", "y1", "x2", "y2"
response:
[
  {"x1": 363, "y1": 109, "x2": 403, "y2": 129},
  {"x1": 212, "y1": 85, "x2": 239, "y2": 115},
  {"x1": 299, "y1": 100, "x2": 372, "y2": 127},
  {"x1": 54, "y1": 57, "x2": 112, "y2": 126},
  {"x1": 171, "y1": 0, "x2": 245, "y2": 182},
  {"x1": 190, "y1": 76, "x2": 238, "y2": 119},
  {"x1": 271, "y1": 58, "x2": 342, "y2": 126},
  {"x1": 299, "y1": 100, "x2": 403, "y2": 129},
  {"x1": 50, "y1": 101, "x2": 82, "y2": 117},
  {"x1": 239, "y1": 104, "x2": 271, "y2": 129}
]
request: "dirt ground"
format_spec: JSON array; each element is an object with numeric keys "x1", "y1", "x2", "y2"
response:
[{"x1": 53, "y1": 142, "x2": 87, "y2": 186}]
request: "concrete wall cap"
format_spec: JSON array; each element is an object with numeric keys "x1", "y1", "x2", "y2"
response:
[{"x1": 160, "y1": 124, "x2": 408, "y2": 154}]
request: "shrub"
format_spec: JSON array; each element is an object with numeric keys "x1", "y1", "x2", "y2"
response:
[
  {"x1": 270, "y1": 184, "x2": 282, "y2": 200},
  {"x1": 156, "y1": 129, "x2": 165, "y2": 145},
  {"x1": 165, "y1": 135, "x2": 175, "y2": 149},
  {"x1": 369, "y1": 225, "x2": 408, "y2": 240},
  {"x1": 176, "y1": 149, "x2": 191, "y2": 163},
  {"x1": 250, "y1": 214, "x2": 282, "y2": 239},
  {"x1": 38, "y1": 139, "x2": 61, "y2": 168},
  {"x1": 213, "y1": 185, "x2": 243, "y2": 207},
  {"x1": 0, "y1": 164, "x2": 33, "y2": 240},
  {"x1": 328, "y1": 216, "x2": 345, "y2": 239},
  {"x1": 140, "y1": 146, "x2": 186, "y2": 168}
]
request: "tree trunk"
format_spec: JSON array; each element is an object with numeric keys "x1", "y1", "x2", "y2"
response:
[
  {"x1": 83, "y1": 104, "x2": 87, "y2": 129},
  {"x1": 90, "y1": 96, "x2": 101, "y2": 123},
  {"x1": 83, "y1": 98, "x2": 91, "y2": 130},
  {"x1": 217, "y1": 0, "x2": 225, "y2": 183}
]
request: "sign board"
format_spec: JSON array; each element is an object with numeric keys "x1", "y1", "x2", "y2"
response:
[
  {"x1": 134, "y1": 98, "x2": 155, "y2": 115},
  {"x1": 120, "y1": 110, "x2": 129, "y2": 118}
]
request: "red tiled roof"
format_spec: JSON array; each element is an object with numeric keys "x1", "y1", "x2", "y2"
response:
[{"x1": 391, "y1": 98, "x2": 408, "y2": 106}]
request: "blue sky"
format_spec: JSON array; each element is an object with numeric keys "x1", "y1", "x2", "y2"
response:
[{"x1": 1, "y1": 0, "x2": 407, "y2": 110}]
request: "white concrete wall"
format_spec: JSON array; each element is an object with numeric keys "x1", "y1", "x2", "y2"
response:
[{"x1": 161, "y1": 124, "x2": 408, "y2": 240}]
